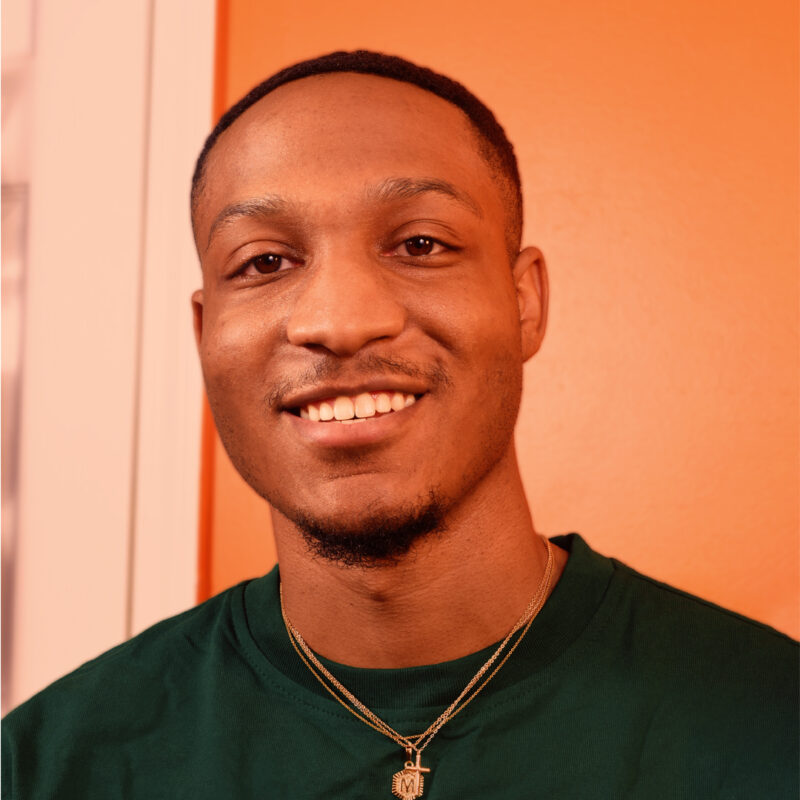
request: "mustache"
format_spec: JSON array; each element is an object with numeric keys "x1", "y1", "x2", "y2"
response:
[{"x1": 266, "y1": 353, "x2": 451, "y2": 410}]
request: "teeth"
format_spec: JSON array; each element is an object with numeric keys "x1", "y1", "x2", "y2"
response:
[
  {"x1": 375, "y1": 393, "x2": 392, "y2": 413},
  {"x1": 299, "y1": 392, "x2": 418, "y2": 422},
  {"x1": 333, "y1": 396, "x2": 355, "y2": 420},
  {"x1": 354, "y1": 393, "x2": 376, "y2": 418}
]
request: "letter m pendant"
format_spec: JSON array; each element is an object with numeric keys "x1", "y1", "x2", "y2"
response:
[{"x1": 392, "y1": 753, "x2": 430, "y2": 800}]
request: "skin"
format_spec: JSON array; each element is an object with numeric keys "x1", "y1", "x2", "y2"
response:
[{"x1": 192, "y1": 73, "x2": 567, "y2": 668}]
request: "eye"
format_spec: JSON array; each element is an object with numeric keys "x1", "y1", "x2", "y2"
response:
[
  {"x1": 240, "y1": 252, "x2": 285, "y2": 276},
  {"x1": 397, "y1": 236, "x2": 445, "y2": 257}
]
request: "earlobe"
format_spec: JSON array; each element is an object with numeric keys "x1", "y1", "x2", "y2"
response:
[
  {"x1": 191, "y1": 289, "x2": 204, "y2": 350},
  {"x1": 513, "y1": 246, "x2": 548, "y2": 361}
]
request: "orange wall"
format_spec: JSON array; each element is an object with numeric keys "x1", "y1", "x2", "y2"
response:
[{"x1": 201, "y1": 0, "x2": 799, "y2": 637}]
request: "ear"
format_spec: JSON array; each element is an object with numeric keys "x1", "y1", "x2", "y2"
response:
[
  {"x1": 512, "y1": 246, "x2": 548, "y2": 361},
  {"x1": 191, "y1": 289, "x2": 204, "y2": 350}
]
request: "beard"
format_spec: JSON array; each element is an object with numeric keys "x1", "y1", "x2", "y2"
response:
[{"x1": 286, "y1": 488, "x2": 447, "y2": 567}]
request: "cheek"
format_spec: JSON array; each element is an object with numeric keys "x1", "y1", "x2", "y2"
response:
[
  {"x1": 199, "y1": 306, "x2": 283, "y2": 493},
  {"x1": 201, "y1": 304, "x2": 274, "y2": 387},
  {"x1": 418, "y1": 280, "x2": 523, "y2": 435},
  {"x1": 451, "y1": 292, "x2": 524, "y2": 436},
  {"x1": 420, "y1": 272, "x2": 522, "y2": 373},
  {"x1": 198, "y1": 306, "x2": 284, "y2": 463}
]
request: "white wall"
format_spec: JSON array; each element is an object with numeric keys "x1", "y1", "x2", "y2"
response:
[{"x1": 2, "y1": 0, "x2": 215, "y2": 712}]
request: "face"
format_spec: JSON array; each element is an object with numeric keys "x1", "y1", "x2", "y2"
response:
[{"x1": 192, "y1": 73, "x2": 546, "y2": 561}]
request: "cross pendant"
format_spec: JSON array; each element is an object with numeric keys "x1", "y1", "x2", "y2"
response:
[{"x1": 391, "y1": 751, "x2": 431, "y2": 800}]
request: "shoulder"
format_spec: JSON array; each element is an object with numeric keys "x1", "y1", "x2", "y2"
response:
[
  {"x1": 2, "y1": 581, "x2": 245, "y2": 761},
  {"x1": 605, "y1": 555, "x2": 797, "y2": 666},
  {"x1": 561, "y1": 539, "x2": 799, "y2": 794},
  {"x1": 595, "y1": 551, "x2": 797, "y2": 754},
  {"x1": 557, "y1": 534, "x2": 797, "y2": 668},
  {"x1": 558, "y1": 534, "x2": 797, "y2": 711}
]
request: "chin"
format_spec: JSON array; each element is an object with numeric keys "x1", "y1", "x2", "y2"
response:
[{"x1": 277, "y1": 488, "x2": 447, "y2": 567}]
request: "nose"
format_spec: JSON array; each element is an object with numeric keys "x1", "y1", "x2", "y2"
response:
[{"x1": 285, "y1": 250, "x2": 406, "y2": 356}]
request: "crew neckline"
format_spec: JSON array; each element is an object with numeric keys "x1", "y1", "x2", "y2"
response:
[{"x1": 232, "y1": 534, "x2": 613, "y2": 722}]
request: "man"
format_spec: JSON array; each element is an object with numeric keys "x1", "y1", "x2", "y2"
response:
[{"x1": 3, "y1": 51, "x2": 797, "y2": 799}]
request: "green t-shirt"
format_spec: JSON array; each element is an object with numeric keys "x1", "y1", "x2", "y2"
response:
[{"x1": 3, "y1": 535, "x2": 797, "y2": 798}]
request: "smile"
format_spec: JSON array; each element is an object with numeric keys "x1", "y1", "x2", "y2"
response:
[{"x1": 297, "y1": 392, "x2": 417, "y2": 423}]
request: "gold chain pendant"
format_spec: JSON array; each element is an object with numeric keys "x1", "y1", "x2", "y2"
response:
[
  {"x1": 392, "y1": 750, "x2": 431, "y2": 800},
  {"x1": 280, "y1": 541, "x2": 554, "y2": 799}
]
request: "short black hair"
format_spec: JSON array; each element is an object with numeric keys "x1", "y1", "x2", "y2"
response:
[{"x1": 191, "y1": 50, "x2": 523, "y2": 253}]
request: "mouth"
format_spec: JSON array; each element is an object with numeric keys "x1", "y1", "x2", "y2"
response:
[{"x1": 288, "y1": 391, "x2": 419, "y2": 424}]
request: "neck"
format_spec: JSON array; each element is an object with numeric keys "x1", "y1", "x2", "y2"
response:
[{"x1": 274, "y1": 452, "x2": 567, "y2": 668}]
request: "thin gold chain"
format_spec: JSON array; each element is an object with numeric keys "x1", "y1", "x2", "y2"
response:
[
  {"x1": 280, "y1": 537, "x2": 554, "y2": 755},
  {"x1": 284, "y1": 624, "x2": 410, "y2": 742}
]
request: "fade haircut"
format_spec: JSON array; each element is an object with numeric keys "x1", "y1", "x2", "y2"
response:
[{"x1": 191, "y1": 50, "x2": 524, "y2": 255}]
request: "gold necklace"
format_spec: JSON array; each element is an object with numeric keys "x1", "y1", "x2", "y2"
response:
[{"x1": 280, "y1": 537, "x2": 555, "y2": 799}]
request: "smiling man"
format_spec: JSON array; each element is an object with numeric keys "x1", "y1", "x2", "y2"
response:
[{"x1": 3, "y1": 51, "x2": 797, "y2": 799}]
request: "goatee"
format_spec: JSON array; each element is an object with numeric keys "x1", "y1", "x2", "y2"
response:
[{"x1": 292, "y1": 490, "x2": 446, "y2": 567}]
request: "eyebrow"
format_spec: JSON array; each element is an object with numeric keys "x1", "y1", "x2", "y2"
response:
[
  {"x1": 205, "y1": 177, "x2": 482, "y2": 252},
  {"x1": 367, "y1": 177, "x2": 483, "y2": 218},
  {"x1": 206, "y1": 195, "x2": 293, "y2": 251}
]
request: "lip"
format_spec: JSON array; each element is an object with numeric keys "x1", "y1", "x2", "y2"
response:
[
  {"x1": 284, "y1": 394, "x2": 424, "y2": 447},
  {"x1": 280, "y1": 378, "x2": 429, "y2": 411}
]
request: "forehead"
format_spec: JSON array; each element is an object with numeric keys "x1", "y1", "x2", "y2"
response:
[{"x1": 195, "y1": 73, "x2": 503, "y2": 233}]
